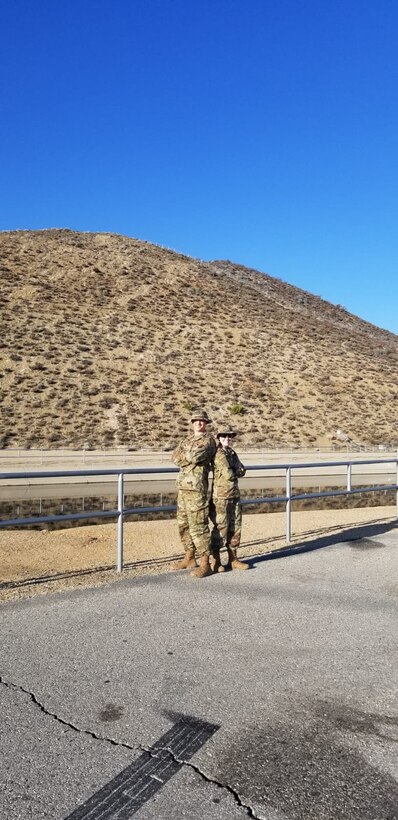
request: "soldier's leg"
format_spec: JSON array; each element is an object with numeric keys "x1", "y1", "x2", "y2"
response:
[
  {"x1": 208, "y1": 498, "x2": 229, "y2": 572},
  {"x1": 174, "y1": 491, "x2": 197, "y2": 570},
  {"x1": 187, "y1": 494, "x2": 212, "y2": 578},
  {"x1": 213, "y1": 497, "x2": 229, "y2": 546},
  {"x1": 209, "y1": 496, "x2": 217, "y2": 528},
  {"x1": 209, "y1": 497, "x2": 224, "y2": 572},
  {"x1": 228, "y1": 498, "x2": 242, "y2": 549},
  {"x1": 216, "y1": 498, "x2": 234, "y2": 569},
  {"x1": 227, "y1": 499, "x2": 248, "y2": 570},
  {"x1": 187, "y1": 495, "x2": 211, "y2": 555}
]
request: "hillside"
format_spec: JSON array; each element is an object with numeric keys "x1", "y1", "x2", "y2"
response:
[{"x1": 1, "y1": 229, "x2": 397, "y2": 450}]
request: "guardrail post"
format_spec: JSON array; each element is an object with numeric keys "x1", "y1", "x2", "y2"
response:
[
  {"x1": 347, "y1": 463, "x2": 352, "y2": 493},
  {"x1": 117, "y1": 472, "x2": 124, "y2": 572},
  {"x1": 286, "y1": 466, "x2": 292, "y2": 544}
]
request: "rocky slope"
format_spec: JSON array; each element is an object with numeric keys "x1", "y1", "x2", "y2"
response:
[{"x1": 1, "y1": 229, "x2": 397, "y2": 449}]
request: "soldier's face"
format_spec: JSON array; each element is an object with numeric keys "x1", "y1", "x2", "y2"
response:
[
  {"x1": 192, "y1": 419, "x2": 207, "y2": 435},
  {"x1": 219, "y1": 435, "x2": 233, "y2": 448}
]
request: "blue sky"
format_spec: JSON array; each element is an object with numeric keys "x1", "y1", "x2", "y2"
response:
[{"x1": 1, "y1": 0, "x2": 397, "y2": 333}]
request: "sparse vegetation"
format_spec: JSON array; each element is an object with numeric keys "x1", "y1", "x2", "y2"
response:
[
  {"x1": 1, "y1": 228, "x2": 397, "y2": 450},
  {"x1": 228, "y1": 403, "x2": 246, "y2": 415}
]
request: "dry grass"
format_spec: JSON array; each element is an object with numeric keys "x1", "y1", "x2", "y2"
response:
[{"x1": 1, "y1": 229, "x2": 397, "y2": 450}]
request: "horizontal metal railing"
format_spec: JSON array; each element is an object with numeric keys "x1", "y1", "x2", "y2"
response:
[{"x1": 0, "y1": 458, "x2": 397, "y2": 572}]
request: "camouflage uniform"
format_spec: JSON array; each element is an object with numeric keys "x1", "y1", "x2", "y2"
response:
[
  {"x1": 173, "y1": 431, "x2": 217, "y2": 557},
  {"x1": 211, "y1": 445, "x2": 246, "y2": 553}
]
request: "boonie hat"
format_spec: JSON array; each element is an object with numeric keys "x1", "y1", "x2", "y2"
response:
[
  {"x1": 190, "y1": 408, "x2": 212, "y2": 423},
  {"x1": 217, "y1": 426, "x2": 236, "y2": 439}
]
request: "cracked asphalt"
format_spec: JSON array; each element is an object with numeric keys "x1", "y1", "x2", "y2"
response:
[{"x1": 1, "y1": 526, "x2": 398, "y2": 819}]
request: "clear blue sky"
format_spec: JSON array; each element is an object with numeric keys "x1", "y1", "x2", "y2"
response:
[{"x1": 1, "y1": 0, "x2": 397, "y2": 333}]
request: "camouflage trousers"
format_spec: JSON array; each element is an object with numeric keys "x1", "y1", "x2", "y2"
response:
[
  {"x1": 210, "y1": 496, "x2": 242, "y2": 552},
  {"x1": 176, "y1": 491, "x2": 211, "y2": 557}
]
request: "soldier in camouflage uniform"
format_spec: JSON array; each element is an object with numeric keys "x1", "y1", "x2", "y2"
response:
[
  {"x1": 210, "y1": 427, "x2": 249, "y2": 571},
  {"x1": 172, "y1": 408, "x2": 217, "y2": 578}
]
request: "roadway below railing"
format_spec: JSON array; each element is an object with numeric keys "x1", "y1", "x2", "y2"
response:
[
  {"x1": 1, "y1": 457, "x2": 397, "y2": 572},
  {"x1": 0, "y1": 447, "x2": 395, "y2": 469},
  {"x1": 0, "y1": 450, "x2": 396, "y2": 499}
]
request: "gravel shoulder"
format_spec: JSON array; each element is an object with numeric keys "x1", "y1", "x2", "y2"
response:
[{"x1": 0, "y1": 505, "x2": 395, "y2": 603}]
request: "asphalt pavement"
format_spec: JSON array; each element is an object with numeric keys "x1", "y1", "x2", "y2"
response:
[{"x1": 1, "y1": 525, "x2": 398, "y2": 819}]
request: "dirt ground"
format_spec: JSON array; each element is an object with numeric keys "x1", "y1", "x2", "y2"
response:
[{"x1": 0, "y1": 506, "x2": 395, "y2": 603}]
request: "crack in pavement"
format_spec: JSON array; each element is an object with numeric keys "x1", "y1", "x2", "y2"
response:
[
  {"x1": 1, "y1": 675, "x2": 265, "y2": 819},
  {"x1": 0, "y1": 674, "x2": 138, "y2": 751},
  {"x1": 141, "y1": 743, "x2": 267, "y2": 820}
]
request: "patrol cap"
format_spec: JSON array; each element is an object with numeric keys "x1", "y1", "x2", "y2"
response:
[
  {"x1": 217, "y1": 426, "x2": 236, "y2": 439},
  {"x1": 190, "y1": 408, "x2": 212, "y2": 423}
]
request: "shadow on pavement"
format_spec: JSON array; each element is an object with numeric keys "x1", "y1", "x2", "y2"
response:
[{"x1": 245, "y1": 518, "x2": 397, "y2": 568}]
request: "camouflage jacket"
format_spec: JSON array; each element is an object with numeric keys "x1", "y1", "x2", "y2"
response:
[
  {"x1": 212, "y1": 445, "x2": 246, "y2": 499},
  {"x1": 173, "y1": 432, "x2": 217, "y2": 494}
]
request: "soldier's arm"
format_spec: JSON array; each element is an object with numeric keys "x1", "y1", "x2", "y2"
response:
[
  {"x1": 232, "y1": 451, "x2": 246, "y2": 477},
  {"x1": 172, "y1": 442, "x2": 191, "y2": 468},
  {"x1": 186, "y1": 437, "x2": 216, "y2": 465},
  {"x1": 218, "y1": 449, "x2": 234, "y2": 480}
]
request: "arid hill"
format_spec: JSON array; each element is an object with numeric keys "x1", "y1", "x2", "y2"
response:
[{"x1": 1, "y1": 229, "x2": 397, "y2": 450}]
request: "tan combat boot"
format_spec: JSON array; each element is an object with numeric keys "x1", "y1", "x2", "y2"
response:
[
  {"x1": 227, "y1": 547, "x2": 249, "y2": 570},
  {"x1": 173, "y1": 549, "x2": 197, "y2": 570},
  {"x1": 211, "y1": 552, "x2": 225, "y2": 573},
  {"x1": 191, "y1": 554, "x2": 212, "y2": 578}
]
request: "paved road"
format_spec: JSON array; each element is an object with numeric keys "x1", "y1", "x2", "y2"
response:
[
  {"x1": 1, "y1": 448, "x2": 393, "y2": 467},
  {"x1": 1, "y1": 526, "x2": 398, "y2": 819},
  {"x1": 1, "y1": 471, "x2": 396, "y2": 504}
]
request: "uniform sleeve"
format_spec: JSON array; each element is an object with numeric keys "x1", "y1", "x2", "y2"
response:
[
  {"x1": 173, "y1": 435, "x2": 216, "y2": 467},
  {"x1": 187, "y1": 436, "x2": 216, "y2": 465},
  {"x1": 172, "y1": 441, "x2": 191, "y2": 467},
  {"x1": 233, "y1": 453, "x2": 246, "y2": 478},
  {"x1": 217, "y1": 449, "x2": 234, "y2": 480}
]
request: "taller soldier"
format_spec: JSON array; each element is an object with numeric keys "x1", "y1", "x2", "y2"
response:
[{"x1": 172, "y1": 408, "x2": 216, "y2": 578}]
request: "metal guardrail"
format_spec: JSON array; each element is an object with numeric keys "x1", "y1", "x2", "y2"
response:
[{"x1": 0, "y1": 458, "x2": 397, "y2": 572}]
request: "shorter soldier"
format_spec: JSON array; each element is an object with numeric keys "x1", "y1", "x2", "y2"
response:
[
  {"x1": 172, "y1": 408, "x2": 216, "y2": 578},
  {"x1": 211, "y1": 427, "x2": 249, "y2": 571}
]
